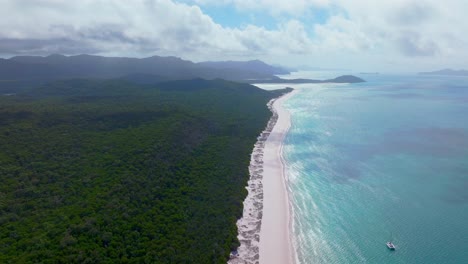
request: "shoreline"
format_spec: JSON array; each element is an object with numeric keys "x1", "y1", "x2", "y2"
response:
[{"x1": 228, "y1": 90, "x2": 296, "y2": 264}]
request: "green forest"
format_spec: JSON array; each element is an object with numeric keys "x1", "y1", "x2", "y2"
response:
[{"x1": 0, "y1": 78, "x2": 291, "y2": 263}]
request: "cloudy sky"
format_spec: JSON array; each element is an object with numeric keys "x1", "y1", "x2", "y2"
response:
[{"x1": 1, "y1": 0, "x2": 468, "y2": 71}]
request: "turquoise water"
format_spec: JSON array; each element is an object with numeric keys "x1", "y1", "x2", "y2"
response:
[{"x1": 282, "y1": 74, "x2": 468, "y2": 263}]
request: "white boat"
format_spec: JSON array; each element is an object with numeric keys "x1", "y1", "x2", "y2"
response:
[{"x1": 386, "y1": 241, "x2": 396, "y2": 250}]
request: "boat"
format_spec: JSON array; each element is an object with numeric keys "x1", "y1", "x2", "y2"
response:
[{"x1": 386, "y1": 241, "x2": 396, "y2": 250}]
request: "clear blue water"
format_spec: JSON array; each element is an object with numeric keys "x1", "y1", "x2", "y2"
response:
[{"x1": 281, "y1": 74, "x2": 468, "y2": 263}]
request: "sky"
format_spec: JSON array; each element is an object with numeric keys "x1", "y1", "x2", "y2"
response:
[{"x1": 1, "y1": 0, "x2": 468, "y2": 72}]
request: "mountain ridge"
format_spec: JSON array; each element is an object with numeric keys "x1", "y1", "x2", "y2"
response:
[{"x1": 6, "y1": 54, "x2": 281, "y2": 80}]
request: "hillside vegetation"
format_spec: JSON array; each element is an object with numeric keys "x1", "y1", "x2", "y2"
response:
[{"x1": 0, "y1": 78, "x2": 291, "y2": 263}]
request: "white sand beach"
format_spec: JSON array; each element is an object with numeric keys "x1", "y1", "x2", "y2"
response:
[
  {"x1": 258, "y1": 91, "x2": 295, "y2": 264},
  {"x1": 228, "y1": 90, "x2": 295, "y2": 264}
]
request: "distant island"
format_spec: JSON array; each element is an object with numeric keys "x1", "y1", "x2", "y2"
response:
[
  {"x1": 419, "y1": 69, "x2": 468, "y2": 76},
  {"x1": 246, "y1": 75, "x2": 365, "y2": 84}
]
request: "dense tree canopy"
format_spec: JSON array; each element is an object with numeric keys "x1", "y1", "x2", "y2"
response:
[{"x1": 0, "y1": 78, "x2": 291, "y2": 263}]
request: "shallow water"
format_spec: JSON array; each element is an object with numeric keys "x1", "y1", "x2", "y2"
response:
[{"x1": 280, "y1": 74, "x2": 468, "y2": 263}]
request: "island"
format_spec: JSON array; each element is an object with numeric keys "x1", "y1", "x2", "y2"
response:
[{"x1": 419, "y1": 69, "x2": 468, "y2": 76}]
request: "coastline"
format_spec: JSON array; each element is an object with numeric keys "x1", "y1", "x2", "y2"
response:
[{"x1": 228, "y1": 90, "x2": 296, "y2": 264}]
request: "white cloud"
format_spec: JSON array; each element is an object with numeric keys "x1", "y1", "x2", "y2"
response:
[
  {"x1": 0, "y1": 0, "x2": 315, "y2": 61},
  {"x1": 1, "y1": 0, "x2": 468, "y2": 71},
  {"x1": 180, "y1": 0, "x2": 468, "y2": 70},
  {"x1": 301, "y1": 0, "x2": 468, "y2": 70}
]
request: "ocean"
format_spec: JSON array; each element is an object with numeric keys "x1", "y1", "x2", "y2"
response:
[{"x1": 261, "y1": 72, "x2": 468, "y2": 263}]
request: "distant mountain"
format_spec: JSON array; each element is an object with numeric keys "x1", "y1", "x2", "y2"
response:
[
  {"x1": 7, "y1": 54, "x2": 200, "y2": 79},
  {"x1": 246, "y1": 75, "x2": 365, "y2": 84},
  {"x1": 197, "y1": 60, "x2": 289, "y2": 75},
  {"x1": 0, "y1": 54, "x2": 291, "y2": 92},
  {"x1": 419, "y1": 69, "x2": 468, "y2": 76}
]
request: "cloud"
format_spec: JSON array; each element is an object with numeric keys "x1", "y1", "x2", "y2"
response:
[
  {"x1": 1, "y1": 0, "x2": 468, "y2": 70},
  {"x1": 304, "y1": 0, "x2": 468, "y2": 69},
  {"x1": 0, "y1": 38, "x2": 102, "y2": 55},
  {"x1": 191, "y1": 0, "x2": 468, "y2": 68},
  {"x1": 0, "y1": 0, "x2": 316, "y2": 61},
  {"x1": 397, "y1": 31, "x2": 439, "y2": 57},
  {"x1": 390, "y1": 2, "x2": 436, "y2": 26}
]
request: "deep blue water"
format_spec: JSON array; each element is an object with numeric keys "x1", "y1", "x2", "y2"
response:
[{"x1": 279, "y1": 73, "x2": 468, "y2": 263}]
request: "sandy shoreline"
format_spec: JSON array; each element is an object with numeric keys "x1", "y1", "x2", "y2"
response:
[
  {"x1": 228, "y1": 90, "x2": 296, "y2": 264},
  {"x1": 259, "y1": 91, "x2": 295, "y2": 264}
]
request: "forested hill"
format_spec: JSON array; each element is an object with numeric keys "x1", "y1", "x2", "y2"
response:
[
  {"x1": 0, "y1": 78, "x2": 292, "y2": 263},
  {"x1": 0, "y1": 54, "x2": 290, "y2": 93}
]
